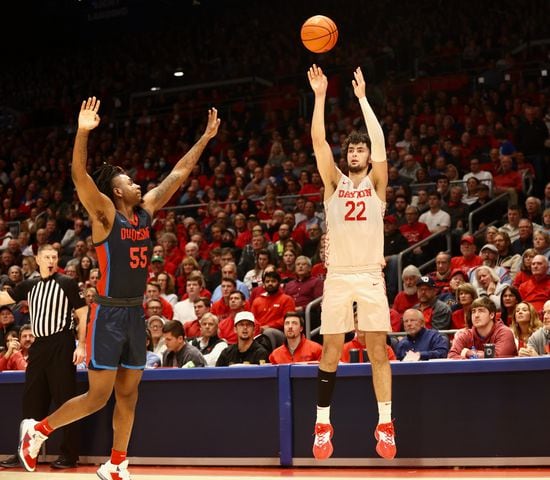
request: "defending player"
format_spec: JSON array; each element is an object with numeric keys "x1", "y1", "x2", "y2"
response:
[{"x1": 17, "y1": 97, "x2": 220, "y2": 479}]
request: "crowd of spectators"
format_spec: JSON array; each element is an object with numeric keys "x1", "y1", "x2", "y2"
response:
[{"x1": 1, "y1": 0, "x2": 549, "y2": 369}]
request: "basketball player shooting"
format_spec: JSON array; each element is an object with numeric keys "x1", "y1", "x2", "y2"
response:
[{"x1": 307, "y1": 65, "x2": 396, "y2": 460}]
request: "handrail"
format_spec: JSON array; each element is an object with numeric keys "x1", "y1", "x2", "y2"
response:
[
  {"x1": 304, "y1": 296, "x2": 323, "y2": 339},
  {"x1": 396, "y1": 229, "x2": 451, "y2": 291},
  {"x1": 467, "y1": 192, "x2": 509, "y2": 234}
]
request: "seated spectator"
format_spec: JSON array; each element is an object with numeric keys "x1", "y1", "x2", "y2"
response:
[
  {"x1": 448, "y1": 297, "x2": 517, "y2": 359},
  {"x1": 174, "y1": 255, "x2": 201, "y2": 297},
  {"x1": 284, "y1": 256, "x2": 324, "y2": 311},
  {"x1": 145, "y1": 329, "x2": 162, "y2": 369},
  {"x1": 394, "y1": 308, "x2": 449, "y2": 361},
  {"x1": 443, "y1": 185, "x2": 468, "y2": 231},
  {"x1": 418, "y1": 191, "x2": 451, "y2": 234},
  {"x1": 477, "y1": 243, "x2": 512, "y2": 285},
  {"x1": 498, "y1": 285, "x2": 522, "y2": 326},
  {"x1": 471, "y1": 265, "x2": 507, "y2": 310},
  {"x1": 144, "y1": 281, "x2": 173, "y2": 320},
  {"x1": 518, "y1": 255, "x2": 550, "y2": 312},
  {"x1": 462, "y1": 177, "x2": 480, "y2": 206},
  {"x1": 494, "y1": 231, "x2": 521, "y2": 276},
  {"x1": 399, "y1": 206, "x2": 431, "y2": 266},
  {"x1": 218, "y1": 291, "x2": 249, "y2": 344},
  {"x1": 463, "y1": 157, "x2": 493, "y2": 193},
  {"x1": 216, "y1": 311, "x2": 269, "y2": 366},
  {"x1": 156, "y1": 272, "x2": 178, "y2": 307},
  {"x1": 0, "y1": 305, "x2": 16, "y2": 347},
  {"x1": 148, "y1": 315, "x2": 167, "y2": 360},
  {"x1": 0, "y1": 329, "x2": 27, "y2": 371},
  {"x1": 413, "y1": 276, "x2": 451, "y2": 330},
  {"x1": 173, "y1": 272, "x2": 204, "y2": 324},
  {"x1": 392, "y1": 265, "x2": 421, "y2": 316},
  {"x1": 184, "y1": 297, "x2": 212, "y2": 340},
  {"x1": 499, "y1": 205, "x2": 521, "y2": 243},
  {"x1": 450, "y1": 234, "x2": 482, "y2": 272},
  {"x1": 243, "y1": 249, "x2": 271, "y2": 291},
  {"x1": 269, "y1": 312, "x2": 322, "y2": 364},
  {"x1": 439, "y1": 269, "x2": 468, "y2": 312},
  {"x1": 211, "y1": 277, "x2": 238, "y2": 320},
  {"x1": 511, "y1": 219, "x2": 534, "y2": 256},
  {"x1": 189, "y1": 313, "x2": 228, "y2": 367},
  {"x1": 237, "y1": 232, "x2": 277, "y2": 279},
  {"x1": 251, "y1": 270, "x2": 296, "y2": 332},
  {"x1": 533, "y1": 230, "x2": 550, "y2": 262},
  {"x1": 450, "y1": 282, "x2": 477, "y2": 329},
  {"x1": 512, "y1": 247, "x2": 536, "y2": 288},
  {"x1": 510, "y1": 301, "x2": 543, "y2": 350},
  {"x1": 493, "y1": 154, "x2": 522, "y2": 206},
  {"x1": 211, "y1": 261, "x2": 250, "y2": 302},
  {"x1": 430, "y1": 252, "x2": 453, "y2": 291},
  {"x1": 278, "y1": 248, "x2": 298, "y2": 283},
  {"x1": 519, "y1": 300, "x2": 550, "y2": 356},
  {"x1": 162, "y1": 320, "x2": 206, "y2": 368},
  {"x1": 383, "y1": 215, "x2": 409, "y2": 303}
]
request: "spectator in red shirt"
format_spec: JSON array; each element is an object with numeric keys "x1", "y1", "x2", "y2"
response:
[
  {"x1": 518, "y1": 255, "x2": 550, "y2": 312},
  {"x1": 493, "y1": 155, "x2": 522, "y2": 206},
  {"x1": 251, "y1": 270, "x2": 296, "y2": 332},
  {"x1": 429, "y1": 252, "x2": 453, "y2": 291},
  {"x1": 159, "y1": 232, "x2": 184, "y2": 272},
  {"x1": 218, "y1": 291, "x2": 250, "y2": 344},
  {"x1": 399, "y1": 206, "x2": 431, "y2": 266},
  {"x1": 144, "y1": 281, "x2": 173, "y2": 320},
  {"x1": 392, "y1": 265, "x2": 421, "y2": 315},
  {"x1": 450, "y1": 234, "x2": 482, "y2": 272},
  {"x1": 269, "y1": 312, "x2": 322, "y2": 364}
]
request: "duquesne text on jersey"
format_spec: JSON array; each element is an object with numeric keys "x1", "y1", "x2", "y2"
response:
[
  {"x1": 120, "y1": 226, "x2": 150, "y2": 241},
  {"x1": 338, "y1": 188, "x2": 372, "y2": 198}
]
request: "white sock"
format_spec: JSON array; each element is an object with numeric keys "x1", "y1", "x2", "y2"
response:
[
  {"x1": 316, "y1": 406, "x2": 331, "y2": 425},
  {"x1": 378, "y1": 401, "x2": 392, "y2": 424}
]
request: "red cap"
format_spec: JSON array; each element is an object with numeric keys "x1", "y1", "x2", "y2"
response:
[
  {"x1": 450, "y1": 268, "x2": 468, "y2": 279},
  {"x1": 460, "y1": 234, "x2": 475, "y2": 245}
]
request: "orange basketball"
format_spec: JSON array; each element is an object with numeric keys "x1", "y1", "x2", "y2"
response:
[{"x1": 301, "y1": 15, "x2": 338, "y2": 53}]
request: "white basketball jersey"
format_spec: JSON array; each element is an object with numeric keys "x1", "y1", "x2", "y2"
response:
[{"x1": 324, "y1": 172, "x2": 386, "y2": 269}]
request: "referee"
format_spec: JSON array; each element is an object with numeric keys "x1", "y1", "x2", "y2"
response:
[{"x1": 0, "y1": 244, "x2": 88, "y2": 469}]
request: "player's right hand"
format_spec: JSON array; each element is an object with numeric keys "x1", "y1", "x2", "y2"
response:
[{"x1": 308, "y1": 64, "x2": 328, "y2": 96}]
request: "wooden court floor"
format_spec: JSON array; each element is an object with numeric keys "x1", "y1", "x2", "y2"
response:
[{"x1": 1, "y1": 466, "x2": 550, "y2": 479}]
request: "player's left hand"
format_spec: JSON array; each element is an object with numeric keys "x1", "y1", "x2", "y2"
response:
[
  {"x1": 352, "y1": 67, "x2": 366, "y2": 99},
  {"x1": 203, "y1": 108, "x2": 221, "y2": 140},
  {"x1": 73, "y1": 343, "x2": 86, "y2": 365},
  {"x1": 78, "y1": 96, "x2": 101, "y2": 131}
]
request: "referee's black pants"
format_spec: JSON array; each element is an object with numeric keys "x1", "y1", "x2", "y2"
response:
[{"x1": 22, "y1": 328, "x2": 79, "y2": 462}]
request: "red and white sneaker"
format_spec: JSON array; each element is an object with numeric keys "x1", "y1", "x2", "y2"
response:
[
  {"x1": 18, "y1": 419, "x2": 47, "y2": 472},
  {"x1": 97, "y1": 459, "x2": 131, "y2": 480},
  {"x1": 374, "y1": 421, "x2": 397, "y2": 459},
  {"x1": 312, "y1": 423, "x2": 334, "y2": 460}
]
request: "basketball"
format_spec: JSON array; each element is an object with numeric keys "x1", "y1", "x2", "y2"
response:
[{"x1": 300, "y1": 15, "x2": 338, "y2": 53}]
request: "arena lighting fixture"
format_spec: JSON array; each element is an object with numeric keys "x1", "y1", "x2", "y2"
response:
[
  {"x1": 504, "y1": 73, "x2": 511, "y2": 81},
  {"x1": 150, "y1": 87, "x2": 160, "y2": 92},
  {"x1": 477, "y1": 77, "x2": 485, "y2": 84},
  {"x1": 173, "y1": 70, "x2": 184, "y2": 77},
  {"x1": 542, "y1": 69, "x2": 548, "y2": 77}
]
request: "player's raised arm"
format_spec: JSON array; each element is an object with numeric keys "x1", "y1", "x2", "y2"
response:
[
  {"x1": 71, "y1": 97, "x2": 115, "y2": 234},
  {"x1": 352, "y1": 67, "x2": 388, "y2": 192},
  {"x1": 308, "y1": 65, "x2": 339, "y2": 194},
  {"x1": 142, "y1": 108, "x2": 220, "y2": 216}
]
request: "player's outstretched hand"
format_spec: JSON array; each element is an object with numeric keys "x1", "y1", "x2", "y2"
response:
[
  {"x1": 203, "y1": 108, "x2": 221, "y2": 140},
  {"x1": 78, "y1": 96, "x2": 101, "y2": 131},
  {"x1": 352, "y1": 67, "x2": 366, "y2": 99},
  {"x1": 308, "y1": 64, "x2": 328, "y2": 96}
]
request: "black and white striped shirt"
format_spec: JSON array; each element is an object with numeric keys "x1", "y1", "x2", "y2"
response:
[{"x1": 12, "y1": 273, "x2": 86, "y2": 337}]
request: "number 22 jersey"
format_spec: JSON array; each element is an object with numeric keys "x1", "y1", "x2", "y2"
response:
[
  {"x1": 94, "y1": 207, "x2": 153, "y2": 298},
  {"x1": 324, "y1": 171, "x2": 385, "y2": 269}
]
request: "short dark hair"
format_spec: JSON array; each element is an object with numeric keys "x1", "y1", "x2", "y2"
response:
[
  {"x1": 92, "y1": 163, "x2": 125, "y2": 202},
  {"x1": 471, "y1": 297, "x2": 497, "y2": 315},
  {"x1": 284, "y1": 311, "x2": 305, "y2": 328},
  {"x1": 263, "y1": 270, "x2": 281, "y2": 283},
  {"x1": 162, "y1": 320, "x2": 184, "y2": 338}
]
